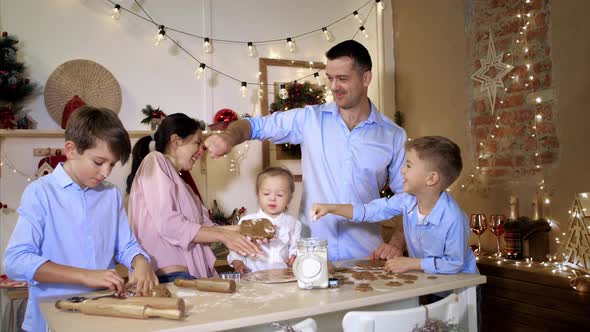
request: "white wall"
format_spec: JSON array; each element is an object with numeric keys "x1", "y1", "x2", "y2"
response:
[{"x1": 0, "y1": 0, "x2": 394, "y2": 272}]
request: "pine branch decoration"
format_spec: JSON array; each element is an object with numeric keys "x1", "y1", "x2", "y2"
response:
[
  {"x1": 140, "y1": 104, "x2": 166, "y2": 124},
  {"x1": 270, "y1": 81, "x2": 325, "y2": 114}
]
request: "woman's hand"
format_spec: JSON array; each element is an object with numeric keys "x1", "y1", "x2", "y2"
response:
[{"x1": 221, "y1": 229, "x2": 262, "y2": 257}]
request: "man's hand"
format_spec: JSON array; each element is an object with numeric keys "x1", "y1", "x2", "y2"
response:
[
  {"x1": 370, "y1": 243, "x2": 403, "y2": 260},
  {"x1": 127, "y1": 255, "x2": 159, "y2": 296},
  {"x1": 384, "y1": 257, "x2": 421, "y2": 273},
  {"x1": 204, "y1": 133, "x2": 234, "y2": 159}
]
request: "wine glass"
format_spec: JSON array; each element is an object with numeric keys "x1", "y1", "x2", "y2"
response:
[
  {"x1": 470, "y1": 214, "x2": 487, "y2": 256},
  {"x1": 489, "y1": 214, "x2": 507, "y2": 257}
]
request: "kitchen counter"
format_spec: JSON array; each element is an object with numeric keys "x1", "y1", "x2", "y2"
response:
[{"x1": 40, "y1": 265, "x2": 485, "y2": 331}]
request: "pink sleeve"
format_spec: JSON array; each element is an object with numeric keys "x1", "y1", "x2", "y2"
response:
[{"x1": 138, "y1": 155, "x2": 201, "y2": 250}]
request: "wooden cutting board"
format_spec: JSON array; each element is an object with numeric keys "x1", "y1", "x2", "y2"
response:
[
  {"x1": 350, "y1": 259, "x2": 386, "y2": 270},
  {"x1": 242, "y1": 269, "x2": 297, "y2": 284}
]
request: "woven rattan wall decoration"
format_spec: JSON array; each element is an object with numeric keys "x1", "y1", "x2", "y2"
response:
[{"x1": 44, "y1": 59, "x2": 122, "y2": 126}]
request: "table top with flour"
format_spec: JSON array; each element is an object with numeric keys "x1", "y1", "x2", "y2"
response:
[{"x1": 40, "y1": 261, "x2": 486, "y2": 332}]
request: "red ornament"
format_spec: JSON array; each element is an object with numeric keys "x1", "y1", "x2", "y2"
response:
[
  {"x1": 0, "y1": 106, "x2": 15, "y2": 129},
  {"x1": 214, "y1": 108, "x2": 239, "y2": 124},
  {"x1": 1, "y1": 32, "x2": 7, "y2": 38},
  {"x1": 209, "y1": 109, "x2": 239, "y2": 131},
  {"x1": 24, "y1": 78, "x2": 29, "y2": 85}
]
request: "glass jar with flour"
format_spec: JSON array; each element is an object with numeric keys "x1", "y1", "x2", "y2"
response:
[{"x1": 293, "y1": 238, "x2": 329, "y2": 289}]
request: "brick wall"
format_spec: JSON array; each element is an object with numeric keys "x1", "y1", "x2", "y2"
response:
[{"x1": 467, "y1": 0, "x2": 558, "y2": 181}]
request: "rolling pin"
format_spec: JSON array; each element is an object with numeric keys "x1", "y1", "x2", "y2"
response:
[
  {"x1": 55, "y1": 297, "x2": 183, "y2": 320},
  {"x1": 111, "y1": 297, "x2": 184, "y2": 311},
  {"x1": 173, "y1": 278, "x2": 236, "y2": 293}
]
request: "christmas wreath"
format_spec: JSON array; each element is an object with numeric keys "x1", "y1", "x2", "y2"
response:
[{"x1": 269, "y1": 81, "x2": 325, "y2": 156}]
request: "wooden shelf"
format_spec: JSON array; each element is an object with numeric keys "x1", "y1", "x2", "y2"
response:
[
  {"x1": 0, "y1": 129, "x2": 152, "y2": 138},
  {"x1": 477, "y1": 256, "x2": 590, "y2": 331}
]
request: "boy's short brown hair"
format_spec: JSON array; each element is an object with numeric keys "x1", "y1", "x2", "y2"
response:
[
  {"x1": 405, "y1": 136, "x2": 462, "y2": 188},
  {"x1": 65, "y1": 106, "x2": 131, "y2": 164},
  {"x1": 256, "y1": 166, "x2": 296, "y2": 195}
]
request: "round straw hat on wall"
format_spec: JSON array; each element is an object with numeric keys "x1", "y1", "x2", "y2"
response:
[{"x1": 44, "y1": 59, "x2": 122, "y2": 126}]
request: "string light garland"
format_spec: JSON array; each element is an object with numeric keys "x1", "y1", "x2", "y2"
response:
[
  {"x1": 459, "y1": 0, "x2": 552, "y2": 192},
  {"x1": 0, "y1": 155, "x2": 35, "y2": 182},
  {"x1": 459, "y1": 0, "x2": 562, "y2": 253},
  {"x1": 105, "y1": 0, "x2": 379, "y2": 95}
]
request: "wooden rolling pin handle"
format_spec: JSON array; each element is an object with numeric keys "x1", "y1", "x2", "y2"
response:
[
  {"x1": 144, "y1": 306, "x2": 184, "y2": 320},
  {"x1": 174, "y1": 278, "x2": 236, "y2": 293},
  {"x1": 55, "y1": 300, "x2": 81, "y2": 311}
]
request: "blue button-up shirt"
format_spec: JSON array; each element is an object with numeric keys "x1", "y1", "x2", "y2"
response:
[
  {"x1": 3, "y1": 164, "x2": 149, "y2": 332},
  {"x1": 248, "y1": 101, "x2": 406, "y2": 261},
  {"x1": 352, "y1": 192, "x2": 478, "y2": 274}
]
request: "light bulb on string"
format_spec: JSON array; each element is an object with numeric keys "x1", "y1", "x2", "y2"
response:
[
  {"x1": 247, "y1": 42, "x2": 257, "y2": 57},
  {"x1": 240, "y1": 82, "x2": 248, "y2": 98},
  {"x1": 279, "y1": 84, "x2": 288, "y2": 100},
  {"x1": 154, "y1": 25, "x2": 166, "y2": 47},
  {"x1": 203, "y1": 38, "x2": 213, "y2": 54},
  {"x1": 322, "y1": 27, "x2": 334, "y2": 42},
  {"x1": 286, "y1": 38, "x2": 296, "y2": 53},
  {"x1": 314, "y1": 72, "x2": 323, "y2": 86},
  {"x1": 112, "y1": 4, "x2": 121, "y2": 20},
  {"x1": 376, "y1": 0, "x2": 385, "y2": 11},
  {"x1": 194, "y1": 63, "x2": 205, "y2": 79},
  {"x1": 353, "y1": 11, "x2": 363, "y2": 25},
  {"x1": 359, "y1": 26, "x2": 369, "y2": 39}
]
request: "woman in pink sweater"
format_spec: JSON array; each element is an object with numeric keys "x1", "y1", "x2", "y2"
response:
[{"x1": 126, "y1": 113, "x2": 260, "y2": 283}]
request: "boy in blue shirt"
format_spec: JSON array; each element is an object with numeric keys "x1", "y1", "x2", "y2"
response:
[
  {"x1": 312, "y1": 136, "x2": 477, "y2": 274},
  {"x1": 3, "y1": 107, "x2": 158, "y2": 332}
]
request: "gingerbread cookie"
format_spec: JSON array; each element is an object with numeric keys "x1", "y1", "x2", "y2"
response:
[
  {"x1": 239, "y1": 218, "x2": 276, "y2": 240},
  {"x1": 351, "y1": 271, "x2": 378, "y2": 281},
  {"x1": 354, "y1": 283, "x2": 374, "y2": 292},
  {"x1": 354, "y1": 259, "x2": 386, "y2": 270},
  {"x1": 385, "y1": 281, "x2": 403, "y2": 287},
  {"x1": 396, "y1": 273, "x2": 419, "y2": 281}
]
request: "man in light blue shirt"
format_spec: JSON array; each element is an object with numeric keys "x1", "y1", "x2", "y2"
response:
[
  {"x1": 205, "y1": 40, "x2": 407, "y2": 261},
  {"x1": 3, "y1": 107, "x2": 157, "y2": 332}
]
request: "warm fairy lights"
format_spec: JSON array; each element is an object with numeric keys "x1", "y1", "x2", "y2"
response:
[{"x1": 105, "y1": 0, "x2": 379, "y2": 96}]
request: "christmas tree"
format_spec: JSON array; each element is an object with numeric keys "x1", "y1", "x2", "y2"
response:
[{"x1": 0, "y1": 31, "x2": 39, "y2": 129}]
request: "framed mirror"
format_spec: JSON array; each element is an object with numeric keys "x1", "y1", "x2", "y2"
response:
[{"x1": 258, "y1": 58, "x2": 326, "y2": 182}]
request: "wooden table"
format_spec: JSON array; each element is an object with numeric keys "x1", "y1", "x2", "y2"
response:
[
  {"x1": 40, "y1": 265, "x2": 485, "y2": 332},
  {"x1": 477, "y1": 256, "x2": 590, "y2": 332}
]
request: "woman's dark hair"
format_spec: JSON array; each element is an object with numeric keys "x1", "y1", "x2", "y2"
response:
[{"x1": 126, "y1": 113, "x2": 206, "y2": 193}]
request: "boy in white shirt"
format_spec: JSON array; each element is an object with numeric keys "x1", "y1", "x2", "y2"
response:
[{"x1": 228, "y1": 167, "x2": 302, "y2": 273}]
